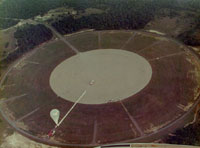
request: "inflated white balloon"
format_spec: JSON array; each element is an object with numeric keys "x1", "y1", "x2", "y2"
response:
[{"x1": 50, "y1": 109, "x2": 60, "y2": 125}]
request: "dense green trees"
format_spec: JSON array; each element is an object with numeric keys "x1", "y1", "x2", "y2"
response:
[
  {"x1": 51, "y1": 0, "x2": 157, "y2": 34},
  {"x1": 165, "y1": 122, "x2": 200, "y2": 146},
  {"x1": 49, "y1": 0, "x2": 200, "y2": 35},
  {"x1": 178, "y1": 15, "x2": 200, "y2": 46},
  {"x1": 0, "y1": 0, "x2": 63, "y2": 19},
  {"x1": 3, "y1": 24, "x2": 53, "y2": 63},
  {"x1": 1, "y1": 0, "x2": 199, "y2": 20},
  {"x1": 0, "y1": 0, "x2": 199, "y2": 30},
  {"x1": 14, "y1": 24, "x2": 53, "y2": 49},
  {"x1": 178, "y1": 29, "x2": 200, "y2": 46}
]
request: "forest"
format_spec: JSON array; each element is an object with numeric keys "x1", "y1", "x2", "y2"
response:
[
  {"x1": 2, "y1": 24, "x2": 53, "y2": 65},
  {"x1": 51, "y1": 1, "x2": 157, "y2": 34},
  {"x1": 49, "y1": 0, "x2": 200, "y2": 45},
  {"x1": 0, "y1": 0, "x2": 199, "y2": 28},
  {"x1": 178, "y1": 20, "x2": 200, "y2": 46},
  {"x1": 164, "y1": 112, "x2": 200, "y2": 146},
  {"x1": 0, "y1": 0, "x2": 199, "y2": 37},
  {"x1": 178, "y1": 29, "x2": 200, "y2": 46},
  {"x1": 0, "y1": 0, "x2": 199, "y2": 68}
]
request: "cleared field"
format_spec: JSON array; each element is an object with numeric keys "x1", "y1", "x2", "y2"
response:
[
  {"x1": 0, "y1": 30, "x2": 200, "y2": 147},
  {"x1": 123, "y1": 32, "x2": 158, "y2": 52},
  {"x1": 0, "y1": 40, "x2": 75, "y2": 121},
  {"x1": 28, "y1": 40, "x2": 75, "y2": 64},
  {"x1": 100, "y1": 31, "x2": 133, "y2": 49},
  {"x1": 138, "y1": 40, "x2": 184, "y2": 60},
  {"x1": 122, "y1": 53, "x2": 200, "y2": 134},
  {"x1": 144, "y1": 10, "x2": 196, "y2": 37},
  {"x1": 65, "y1": 31, "x2": 99, "y2": 52}
]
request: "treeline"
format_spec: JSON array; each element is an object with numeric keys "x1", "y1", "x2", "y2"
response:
[
  {"x1": 0, "y1": 0, "x2": 200, "y2": 30},
  {"x1": 178, "y1": 29, "x2": 200, "y2": 46},
  {"x1": 1, "y1": 0, "x2": 199, "y2": 20},
  {"x1": 51, "y1": 0, "x2": 157, "y2": 34},
  {"x1": 0, "y1": 0, "x2": 107, "y2": 19},
  {"x1": 50, "y1": 0, "x2": 200, "y2": 35},
  {"x1": 52, "y1": 13, "x2": 152, "y2": 35},
  {"x1": 178, "y1": 17, "x2": 200, "y2": 46},
  {"x1": 2, "y1": 24, "x2": 53, "y2": 64},
  {"x1": 178, "y1": 0, "x2": 200, "y2": 11},
  {"x1": 0, "y1": 0, "x2": 63, "y2": 19},
  {"x1": 165, "y1": 121, "x2": 200, "y2": 146}
]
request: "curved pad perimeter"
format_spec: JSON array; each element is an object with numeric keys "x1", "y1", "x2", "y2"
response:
[{"x1": 50, "y1": 49, "x2": 152, "y2": 104}]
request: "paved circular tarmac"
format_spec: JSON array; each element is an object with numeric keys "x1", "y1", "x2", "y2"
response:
[
  {"x1": 50, "y1": 49, "x2": 152, "y2": 104},
  {"x1": 0, "y1": 30, "x2": 200, "y2": 147}
]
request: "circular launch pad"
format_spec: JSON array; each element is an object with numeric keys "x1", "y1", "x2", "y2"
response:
[
  {"x1": 0, "y1": 30, "x2": 200, "y2": 147},
  {"x1": 50, "y1": 49, "x2": 152, "y2": 104}
]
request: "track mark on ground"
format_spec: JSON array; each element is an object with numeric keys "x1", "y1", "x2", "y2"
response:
[
  {"x1": 16, "y1": 107, "x2": 40, "y2": 122},
  {"x1": 121, "y1": 32, "x2": 137, "y2": 49},
  {"x1": 25, "y1": 61, "x2": 40, "y2": 65},
  {"x1": 149, "y1": 51, "x2": 185, "y2": 61},
  {"x1": 119, "y1": 100, "x2": 144, "y2": 136},
  {"x1": 92, "y1": 119, "x2": 98, "y2": 144},
  {"x1": 2, "y1": 94, "x2": 27, "y2": 103},
  {"x1": 0, "y1": 63, "x2": 14, "y2": 88},
  {"x1": 130, "y1": 123, "x2": 138, "y2": 137},
  {"x1": 1, "y1": 84, "x2": 16, "y2": 90},
  {"x1": 3, "y1": 84, "x2": 16, "y2": 87},
  {"x1": 137, "y1": 40, "x2": 161, "y2": 53},
  {"x1": 52, "y1": 90, "x2": 87, "y2": 133},
  {"x1": 44, "y1": 23, "x2": 80, "y2": 54},
  {"x1": 98, "y1": 31, "x2": 101, "y2": 49}
]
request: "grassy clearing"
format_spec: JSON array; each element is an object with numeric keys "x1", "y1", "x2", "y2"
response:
[
  {"x1": 66, "y1": 31, "x2": 99, "y2": 52},
  {"x1": 139, "y1": 40, "x2": 183, "y2": 60},
  {"x1": 144, "y1": 9, "x2": 197, "y2": 37},
  {"x1": 85, "y1": 8, "x2": 104, "y2": 15},
  {"x1": 122, "y1": 53, "x2": 199, "y2": 133},
  {"x1": 123, "y1": 33, "x2": 158, "y2": 52},
  {"x1": 29, "y1": 40, "x2": 74, "y2": 64},
  {"x1": 0, "y1": 39, "x2": 75, "y2": 123},
  {"x1": 100, "y1": 31, "x2": 133, "y2": 49}
]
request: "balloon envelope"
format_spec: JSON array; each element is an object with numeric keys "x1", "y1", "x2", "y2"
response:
[{"x1": 50, "y1": 109, "x2": 60, "y2": 125}]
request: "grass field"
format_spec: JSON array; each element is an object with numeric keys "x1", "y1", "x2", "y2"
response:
[
  {"x1": 138, "y1": 40, "x2": 184, "y2": 60},
  {"x1": 65, "y1": 31, "x2": 99, "y2": 52},
  {"x1": 122, "y1": 52, "x2": 199, "y2": 133},
  {"x1": 100, "y1": 31, "x2": 133, "y2": 49},
  {"x1": 123, "y1": 32, "x2": 158, "y2": 52}
]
